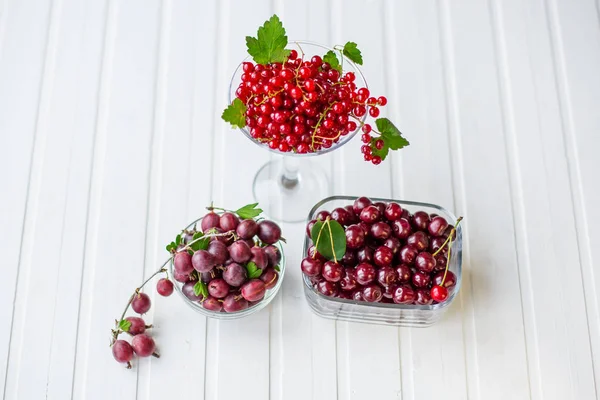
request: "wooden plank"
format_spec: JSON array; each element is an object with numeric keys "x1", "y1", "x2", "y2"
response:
[
  {"x1": 70, "y1": 1, "x2": 162, "y2": 399},
  {"x1": 438, "y1": 0, "x2": 531, "y2": 398},
  {"x1": 387, "y1": 1, "x2": 469, "y2": 399},
  {"x1": 0, "y1": 0, "x2": 54, "y2": 397}
]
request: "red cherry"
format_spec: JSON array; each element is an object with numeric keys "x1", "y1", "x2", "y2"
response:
[{"x1": 431, "y1": 285, "x2": 449, "y2": 302}]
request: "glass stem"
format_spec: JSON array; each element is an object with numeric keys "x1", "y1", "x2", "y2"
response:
[{"x1": 280, "y1": 156, "x2": 300, "y2": 190}]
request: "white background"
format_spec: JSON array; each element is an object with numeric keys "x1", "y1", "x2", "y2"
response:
[{"x1": 1, "y1": 0, "x2": 599, "y2": 399}]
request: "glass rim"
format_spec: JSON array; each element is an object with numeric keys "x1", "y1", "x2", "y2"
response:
[
  {"x1": 228, "y1": 40, "x2": 369, "y2": 157},
  {"x1": 302, "y1": 195, "x2": 463, "y2": 312}
]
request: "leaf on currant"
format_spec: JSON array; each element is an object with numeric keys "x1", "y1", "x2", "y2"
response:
[
  {"x1": 371, "y1": 118, "x2": 410, "y2": 161},
  {"x1": 118, "y1": 319, "x2": 132, "y2": 332},
  {"x1": 245, "y1": 14, "x2": 290, "y2": 64},
  {"x1": 235, "y1": 203, "x2": 263, "y2": 219},
  {"x1": 245, "y1": 261, "x2": 263, "y2": 279},
  {"x1": 194, "y1": 280, "x2": 208, "y2": 298},
  {"x1": 342, "y1": 41, "x2": 363, "y2": 65},
  {"x1": 323, "y1": 50, "x2": 342, "y2": 72},
  {"x1": 310, "y1": 219, "x2": 346, "y2": 262},
  {"x1": 189, "y1": 231, "x2": 210, "y2": 252},
  {"x1": 222, "y1": 98, "x2": 247, "y2": 128}
]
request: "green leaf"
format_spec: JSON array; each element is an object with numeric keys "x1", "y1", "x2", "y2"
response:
[
  {"x1": 166, "y1": 241, "x2": 177, "y2": 253},
  {"x1": 176, "y1": 234, "x2": 182, "y2": 245},
  {"x1": 274, "y1": 265, "x2": 280, "y2": 272},
  {"x1": 343, "y1": 41, "x2": 363, "y2": 65},
  {"x1": 118, "y1": 319, "x2": 131, "y2": 332},
  {"x1": 190, "y1": 231, "x2": 210, "y2": 252},
  {"x1": 245, "y1": 261, "x2": 263, "y2": 279},
  {"x1": 245, "y1": 15, "x2": 290, "y2": 64},
  {"x1": 222, "y1": 98, "x2": 247, "y2": 128},
  {"x1": 235, "y1": 203, "x2": 263, "y2": 219},
  {"x1": 371, "y1": 118, "x2": 410, "y2": 161},
  {"x1": 323, "y1": 50, "x2": 342, "y2": 72},
  {"x1": 310, "y1": 219, "x2": 346, "y2": 262},
  {"x1": 194, "y1": 280, "x2": 208, "y2": 299}
]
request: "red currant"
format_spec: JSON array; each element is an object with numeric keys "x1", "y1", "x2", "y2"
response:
[
  {"x1": 367, "y1": 96, "x2": 377, "y2": 105},
  {"x1": 332, "y1": 103, "x2": 345, "y2": 114},
  {"x1": 377, "y1": 96, "x2": 388, "y2": 106},
  {"x1": 311, "y1": 55, "x2": 322, "y2": 67},
  {"x1": 362, "y1": 124, "x2": 372, "y2": 134},
  {"x1": 278, "y1": 142, "x2": 290, "y2": 152},
  {"x1": 353, "y1": 105, "x2": 366, "y2": 117},
  {"x1": 299, "y1": 66, "x2": 312, "y2": 79},
  {"x1": 289, "y1": 49, "x2": 298, "y2": 60},
  {"x1": 345, "y1": 72, "x2": 355, "y2": 82},
  {"x1": 280, "y1": 69, "x2": 294, "y2": 81},
  {"x1": 297, "y1": 143, "x2": 309, "y2": 153},
  {"x1": 369, "y1": 107, "x2": 380, "y2": 117},
  {"x1": 347, "y1": 121, "x2": 357, "y2": 131},
  {"x1": 307, "y1": 91, "x2": 318, "y2": 102},
  {"x1": 372, "y1": 155, "x2": 382, "y2": 165},
  {"x1": 357, "y1": 87, "x2": 370, "y2": 98},
  {"x1": 361, "y1": 145, "x2": 371, "y2": 154},
  {"x1": 290, "y1": 86, "x2": 303, "y2": 99},
  {"x1": 364, "y1": 153, "x2": 373, "y2": 161},
  {"x1": 361, "y1": 133, "x2": 371, "y2": 143},
  {"x1": 304, "y1": 79, "x2": 316, "y2": 92},
  {"x1": 375, "y1": 139, "x2": 384, "y2": 150},
  {"x1": 268, "y1": 139, "x2": 279, "y2": 149}
]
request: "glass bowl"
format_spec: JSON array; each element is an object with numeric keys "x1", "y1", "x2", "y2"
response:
[
  {"x1": 302, "y1": 196, "x2": 462, "y2": 327},
  {"x1": 228, "y1": 41, "x2": 367, "y2": 223},
  {"x1": 169, "y1": 217, "x2": 286, "y2": 320}
]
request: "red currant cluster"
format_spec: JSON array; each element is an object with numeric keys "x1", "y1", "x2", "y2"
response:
[{"x1": 235, "y1": 49, "x2": 388, "y2": 164}]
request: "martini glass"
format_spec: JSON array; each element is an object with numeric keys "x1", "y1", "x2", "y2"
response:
[{"x1": 228, "y1": 41, "x2": 367, "y2": 223}]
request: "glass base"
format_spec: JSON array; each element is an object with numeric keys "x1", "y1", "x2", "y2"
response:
[{"x1": 253, "y1": 158, "x2": 330, "y2": 223}]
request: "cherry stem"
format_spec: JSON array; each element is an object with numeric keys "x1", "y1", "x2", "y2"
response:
[
  {"x1": 325, "y1": 218, "x2": 338, "y2": 263},
  {"x1": 431, "y1": 217, "x2": 463, "y2": 257},
  {"x1": 111, "y1": 258, "x2": 170, "y2": 343},
  {"x1": 441, "y1": 244, "x2": 452, "y2": 286},
  {"x1": 311, "y1": 218, "x2": 327, "y2": 260}
]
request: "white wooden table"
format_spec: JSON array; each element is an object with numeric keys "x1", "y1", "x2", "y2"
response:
[{"x1": 1, "y1": 0, "x2": 599, "y2": 399}]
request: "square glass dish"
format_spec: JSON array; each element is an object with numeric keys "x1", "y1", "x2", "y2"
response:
[{"x1": 302, "y1": 196, "x2": 462, "y2": 327}]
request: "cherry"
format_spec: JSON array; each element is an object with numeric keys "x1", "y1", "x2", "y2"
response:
[
  {"x1": 322, "y1": 261, "x2": 343, "y2": 283},
  {"x1": 316, "y1": 280, "x2": 339, "y2": 297},
  {"x1": 431, "y1": 285, "x2": 449, "y2": 302},
  {"x1": 412, "y1": 271, "x2": 431, "y2": 288},
  {"x1": 374, "y1": 246, "x2": 394, "y2": 267},
  {"x1": 362, "y1": 284, "x2": 383, "y2": 302},
  {"x1": 360, "y1": 205, "x2": 381, "y2": 223},
  {"x1": 430, "y1": 236, "x2": 448, "y2": 255},
  {"x1": 432, "y1": 271, "x2": 457, "y2": 290},
  {"x1": 353, "y1": 197, "x2": 372, "y2": 215},
  {"x1": 377, "y1": 266, "x2": 398, "y2": 286},
  {"x1": 384, "y1": 202, "x2": 403, "y2": 221},
  {"x1": 395, "y1": 264, "x2": 412, "y2": 283},
  {"x1": 341, "y1": 250, "x2": 357, "y2": 267},
  {"x1": 308, "y1": 245, "x2": 326, "y2": 261},
  {"x1": 428, "y1": 216, "x2": 449, "y2": 237},
  {"x1": 399, "y1": 245, "x2": 418, "y2": 264},
  {"x1": 415, "y1": 289, "x2": 433, "y2": 305},
  {"x1": 356, "y1": 247, "x2": 374, "y2": 263},
  {"x1": 306, "y1": 219, "x2": 317, "y2": 238},
  {"x1": 331, "y1": 207, "x2": 351, "y2": 226},
  {"x1": 383, "y1": 237, "x2": 401, "y2": 254},
  {"x1": 370, "y1": 221, "x2": 392, "y2": 240},
  {"x1": 345, "y1": 224, "x2": 366, "y2": 249},
  {"x1": 415, "y1": 252, "x2": 436, "y2": 273},
  {"x1": 407, "y1": 231, "x2": 429, "y2": 251},
  {"x1": 340, "y1": 268, "x2": 358, "y2": 291},
  {"x1": 301, "y1": 257, "x2": 323, "y2": 277},
  {"x1": 393, "y1": 285, "x2": 415, "y2": 304},
  {"x1": 434, "y1": 254, "x2": 447, "y2": 272},
  {"x1": 411, "y1": 211, "x2": 430, "y2": 231},
  {"x1": 352, "y1": 290, "x2": 364, "y2": 301},
  {"x1": 392, "y1": 218, "x2": 412, "y2": 239},
  {"x1": 344, "y1": 205, "x2": 358, "y2": 224},
  {"x1": 316, "y1": 210, "x2": 331, "y2": 221},
  {"x1": 355, "y1": 263, "x2": 376, "y2": 285}
]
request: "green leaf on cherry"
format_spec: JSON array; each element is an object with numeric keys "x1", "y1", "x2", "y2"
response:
[
  {"x1": 194, "y1": 280, "x2": 208, "y2": 298},
  {"x1": 310, "y1": 218, "x2": 346, "y2": 262},
  {"x1": 245, "y1": 261, "x2": 263, "y2": 279},
  {"x1": 342, "y1": 41, "x2": 363, "y2": 65},
  {"x1": 222, "y1": 98, "x2": 247, "y2": 129},
  {"x1": 371, "y1": 118, "x2": 410, "y2": 161},
  {"x1": 118, "y1": 319, "x2": 131, "y2": 332},
  {"x1": 323, "y1": 50, "x2": 342, "y2": 72},
  {"x1": 235, "y1": 203, "x2": 263, "y2": 219},
  {"x1": 189, "y1": 231, "x2": 210, "y2": 252},
  {"x1": 245, "y1": 14, "x2": 290, "y2": 64}
]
